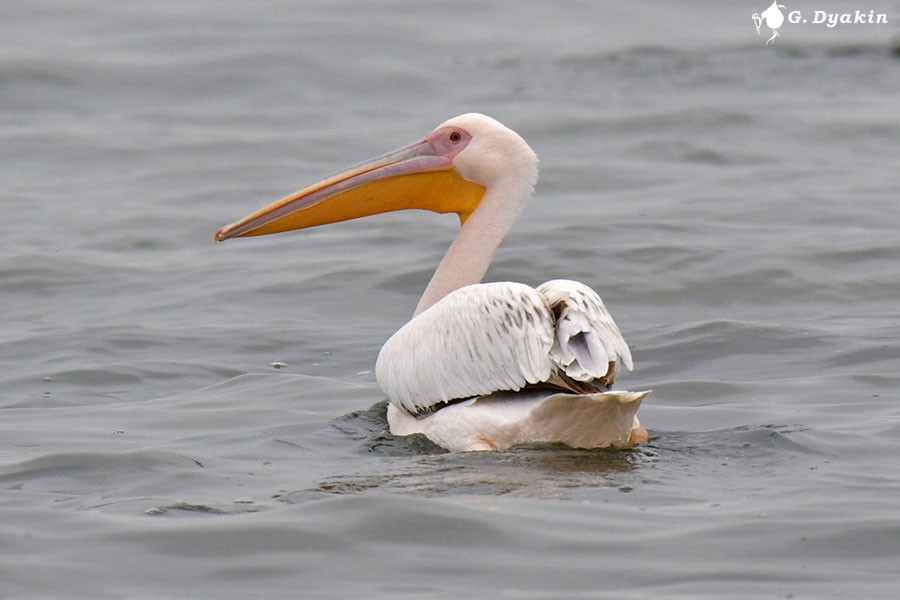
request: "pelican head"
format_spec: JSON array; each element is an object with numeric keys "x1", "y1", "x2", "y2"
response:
[
  {"x1": 436, "y1": 113, "x2": 538, "y2": 204},
  {"x1": 214, "y1": 113, "x2": 538, "y2": 241}
]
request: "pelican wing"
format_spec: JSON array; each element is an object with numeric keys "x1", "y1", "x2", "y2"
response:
[
  {"x1": 537, "y1": 279, "x2": 633, "y2": 383},
  {"x1": 376, "y1": 280, "x2": 632, "y2": 416}
]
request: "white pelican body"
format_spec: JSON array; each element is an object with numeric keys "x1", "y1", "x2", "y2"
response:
[{"x1": 217, "y1": 113, "x2": 648, "y2": 451}]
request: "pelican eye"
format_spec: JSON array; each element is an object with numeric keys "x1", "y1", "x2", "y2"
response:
[{"x1": 449, "y1": 131, "x2": 462, "y2": 143}]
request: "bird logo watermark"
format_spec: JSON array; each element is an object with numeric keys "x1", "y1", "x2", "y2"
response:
[
  {"x1": 752, "y1": 2, "x2": 890, "y2": 45},
  {"x1": 752, "y1": 1, "x2": 786, "y2": 45}
]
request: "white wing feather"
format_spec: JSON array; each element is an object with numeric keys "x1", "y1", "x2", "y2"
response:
[
  {"x1": 375, "y1": 280, "x2": 632, "y2": 416},
  {"x1": 536, "y1": 279, "x2": 633, "y2": 379}
]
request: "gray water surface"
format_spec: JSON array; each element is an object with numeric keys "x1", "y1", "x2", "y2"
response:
[{"x1": 3, "y1": 1, "x2": 900, "y2": 598}]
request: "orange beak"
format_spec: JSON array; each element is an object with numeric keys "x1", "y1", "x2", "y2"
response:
[{"x1": 215, "y1": 127, "x2": 485, "y2": 242}]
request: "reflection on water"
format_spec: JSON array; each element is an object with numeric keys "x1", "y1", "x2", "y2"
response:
[{"x1": 307, "y1": 448, "x2": 655, "y2": 500}]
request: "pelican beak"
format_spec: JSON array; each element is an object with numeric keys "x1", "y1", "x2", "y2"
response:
[{"x1": 215, "y1": 128, "x2": 485, "y2": 242}]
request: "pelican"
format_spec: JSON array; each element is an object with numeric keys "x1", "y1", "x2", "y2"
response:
[{"x1": 216, "y1": 113, "x2": 649, "y2": 451}]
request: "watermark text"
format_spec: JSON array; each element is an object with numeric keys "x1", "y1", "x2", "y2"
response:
[{"x1": 788, "y1": 10, "x2": 888, "y2": 27}]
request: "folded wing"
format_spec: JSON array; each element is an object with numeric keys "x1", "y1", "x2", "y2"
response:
[{"x1": 376, "y1": 280, "x2": 632, "y2": 416}]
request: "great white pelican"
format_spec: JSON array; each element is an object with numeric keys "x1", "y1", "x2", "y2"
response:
[{"x1": 216, "y1": 113, "x2": 649, "y2": 451}]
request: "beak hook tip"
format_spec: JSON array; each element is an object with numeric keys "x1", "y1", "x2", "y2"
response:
[{"x1": 214, "y1": 224, "x2": 233, "y2": 243}]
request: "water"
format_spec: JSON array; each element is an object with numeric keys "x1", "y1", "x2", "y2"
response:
[{"x1": 3, "y1": 1, "x2": 900, "y2": 597}]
